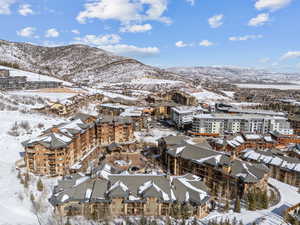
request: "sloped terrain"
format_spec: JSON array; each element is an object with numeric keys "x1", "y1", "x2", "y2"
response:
[{"x1": 0, "y1": 40, "x2": 182, "y2": 85}]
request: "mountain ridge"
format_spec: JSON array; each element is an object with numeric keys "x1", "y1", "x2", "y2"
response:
[{"x1": 0, "y1": 39, "x2": 182, "y2": 85}]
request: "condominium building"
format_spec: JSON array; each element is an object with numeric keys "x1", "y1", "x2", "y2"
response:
[
  {"x1": 96, "y1": 116, "x2": 135, "y2": 146},
  {"x1": 192, "y1": 114, "x2": 293, "y2": 136},
  {"x1": 159, "y1": 136, "x2": 269, "y2": 199},
  {"x1": 22, "y1": 114, "x2": 135, "y2": 176},
  {"x1": 22, "y1": 114, "x2": 97, "y2": 176},
  {"x1": 171, "y1": 106, "x2": 204, "y2": 129},
  {"x1": 50, "y1": 171, "x2": 211, "y2": 219}
]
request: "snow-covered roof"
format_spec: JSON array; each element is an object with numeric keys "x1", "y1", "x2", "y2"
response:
[{"x1": 242, "y1": 149, "x2": 300, "y2": 173}]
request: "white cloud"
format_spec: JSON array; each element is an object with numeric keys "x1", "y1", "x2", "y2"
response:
[
  {"x1": 208, "y1": 14, "x2": 224, "y2": 28},
  {"x1": 71, "y1": 29, "x2": 80, "y2": 35},
  {"x1": 45, "y1": 28, "x2": 60, "y2": 38},
  {"x1": 0, "y1": 0, "x2": 15, "y2": 14},
  {"x1": 229, "y1": 34, "x2": 263, "y2": 41},
  {"x1": 186, "y1": 0, "x2": 195, "y2": 6},
  {"x1": 248, "y1": 13, "x2": 269, "y2": 26},
  {"x1": 281, "y1": 51, "x2": 300, "y2": 60},
  {"x1": 255, "y1": 0, "x2": 292, "y2": 11},
  {"x1": 18, "y1": 4, "x2": 33, "y2": 16},
  {"x1": 16, "y1": 27, "x2": 37, "y2": 38},
  {"x1": 199, "y1": 40, "x2": 214, "y2": 47},
  {"x1": 100, "y1": 44, "x2": 160, "y2": 57},
  {"x1": 175, "y1": 41, "x2": 189, "y2": 48},
  {"x1": 120, "y1": 24, "x2": 152, "y2": 33},
  {"x1": 73, "y1": 34, "x2": 121, "y2": 46},
  {"x1": 76, "y1": 0, "x2": 171, "y2": 25}
]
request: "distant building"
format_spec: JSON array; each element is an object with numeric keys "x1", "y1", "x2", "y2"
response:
[
  {"x1": 96, "y1": 116, "x2": 135, "y2": 146},
  {"x1": 0, "y1": 69, "x2": 62, "y2": 90},
  {"x1": 0, "y1": 69, "x2": 10, "y2": 77},
  {"x1": 209, "y1": 133, "x2": 277, "y2": 155},
  {"x1": 49, "y1": 172, "x2": 211, "y2": 219},
  {"x1": 166, "y1": 90, "x2": 198, "y2": 106},
  {"x1": 216, "y1": 103, "x2": 286, "y2": 117},
  {"x1": 192, "y1": 114, "x2": 293, "y2": 136},
  {"x1": 171, "y1": 106, "x2": 205, "y2": 129},
  {"x1": 242, "y1": 149, "x2": 300, "y2": 186}
]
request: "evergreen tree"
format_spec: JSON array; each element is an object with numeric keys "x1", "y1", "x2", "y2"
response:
[
  {"x1": 65, "y1": 217, "x2": 72, "y2": 225},
  {"x1": 224, "y1": 200, "x2": 230, "y2": 212},
  {"x1": 261, "y1": 191, "x2": 269, "y2": 209},
  {"x1": 191, "y1": 217, "x2": 198, "y2": 225},
  {"x1": 37, "y1": 178, "x2": 44, "y2": 192},
  {"x1": 165, "y1": 216, "x2": 172, "y2": 225},
  {"x1": 247, "y1": 191, "x2": 256, "y2": 211},
  {"x1": 139, "y1": 215, "x2": 147, "y2": 225},
  {"x1": 234, "y1": 197, "x2": 241, "y2": 213},
  {"x1": 30, "y1": 192, "x2": 35, "y2": 202},
  {"x1": 23, "y1": 175, "x2": 29, "y2": 189}
]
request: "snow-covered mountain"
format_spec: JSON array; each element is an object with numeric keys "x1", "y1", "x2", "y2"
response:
[
  {"x1": 167, "y1": 66, "x2": 300, "y2": 83},
  {"x1": 0, "y1": 40, "x2": 181, "y2": 85}
]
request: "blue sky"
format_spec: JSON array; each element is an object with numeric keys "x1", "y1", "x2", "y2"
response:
[{"x1": 0, "y1": 0, "x2": 299, "y2": 72}]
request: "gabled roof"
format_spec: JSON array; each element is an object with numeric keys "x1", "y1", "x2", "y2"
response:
[
  {"x1": 23, "y1": 117, "x2": 92, "y2": 150},
  {"x1": 242, "y1": 149, "x2": 300, "y2": 173},
  {"x1": 50, "y1": 173, "x2": 210, "y2": 206}
]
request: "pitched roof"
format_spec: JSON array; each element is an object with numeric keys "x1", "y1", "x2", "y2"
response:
[{"x1": 50, "y1": 173, "x2": 210, "y2": 206}]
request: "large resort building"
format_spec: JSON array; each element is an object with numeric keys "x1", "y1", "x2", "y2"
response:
[
  {"x1": 242, "y1": 149, "x2": 300, "y2": 186},
  {"x1": 22, "y1": 114, "x2": 135, "y2": 176},
  {"x1": 159, "y1": 136, "x2": 269, "y2": 198},
  {"x1": 192, "y1": 113, "x2": 293, "y2": 136},
  {"x1": 49, "y1": 168, "x2": 211, "y2": 219}
]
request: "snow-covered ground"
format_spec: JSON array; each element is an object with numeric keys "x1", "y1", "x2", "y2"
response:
[
  {"x1": 0, "y1": 111, "x2": 65, "y2": 225},
  {"x1": 0, "y1": 65, "x2": 71, "y2": 86},
  {"x1": 8, "y1": 90, "x2": 78, "y2": 102},
  {"x1": 130, "y1": 78, "x2": 183, "y2": 85},
  {"x1": 201, "y1": 178, "x2": 300, "y2": 225},
  {"x1": 222, "y1": 91, "x2": 235, "y2": 98},
  {"x1": 191, "y1": 90, "x2": 230, "y2": 103},
  {"x1": 135, "y1": 128, "x2": 178, "y2": 144},
  {"x1": 235, "y1": 83, "x2": 300, "y2": 90}
]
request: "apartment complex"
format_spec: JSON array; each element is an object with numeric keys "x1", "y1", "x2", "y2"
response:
[
  {"x1": 22, "y1": 114, "x2": 135, "y2": 176},
  {"x1": 192, "y1": 114, "x2": 293, "y2": 136},
  {"x1": 96, "y1": 116, "x2": 134, "y2": 146},
  {"x1": 159, "y1": 136, "x2": 269, "y2": 198},
  {"x1": 38, "y1": 94, "x2": 104, "y2": 116},
  {"x1": 22, "y1": 114, "x2": 97, "y2": 176},
  {"x1": 242, "y1": 149, "x2": 300, "y2": 186},
  {"x1": 210, "y1": 133, "x2": 277, "y2": 155},
  {"x1": 50, "y1": 172, "x2": 210, "y2": 219},
  {"x1": 170, "y1": 106, "x2": 205, "y2": 129},
  {"x1": 0, "y1": 69, "x2": 62, "y2": 90},
  {"x1": 166, "y1": 90, "x2": 198, "y2": 106}
]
